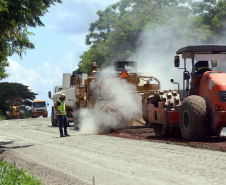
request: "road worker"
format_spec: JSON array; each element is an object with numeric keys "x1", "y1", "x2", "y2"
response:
[
  {"x1": 54, "y1": 93, "x2": 70, "y2": 137},
  {"x1": 195, "y1": 61, "x2": 210, "y2": 75}
]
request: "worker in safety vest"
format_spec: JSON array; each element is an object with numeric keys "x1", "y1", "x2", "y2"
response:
[
  {"x1": 54, "y1": 93, "x2": 70, "y2": 137},
  {"x1": 195, "y1": 61, "x2": 210, "y2": 75},
  {"x1": 194, "y1": 61, "x2": 211, "y2": 87}
]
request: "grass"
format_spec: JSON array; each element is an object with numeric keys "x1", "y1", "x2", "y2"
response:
[
  {"x1": 0, "y1": 110, "x2": 5, "y2": 121},
  {"x1": 0, "y1": 115, "x2": 5, "y2": 121},
  {"x1": 0, "y1": 160, "x2": 42, "y2": 185}
]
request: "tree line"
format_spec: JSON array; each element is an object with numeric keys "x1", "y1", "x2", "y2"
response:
[
  {"x1": 0, "y1": 82, "x2": 37, "y2": 116},
  {"x1": 76, "y1": 0, "x2": 226, "y2": 74}
]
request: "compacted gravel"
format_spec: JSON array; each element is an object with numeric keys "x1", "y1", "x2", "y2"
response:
[{"x1": 0, "y1": 118, "x2": 226, "y2": 185}]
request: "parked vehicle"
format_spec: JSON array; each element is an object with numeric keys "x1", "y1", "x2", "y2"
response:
[
  {"x1": 31, "y1": 100, "x2": 48, "y2": 118},
  {"x1": 6, "y1": 98, "x2": 25, "y2": 119}
]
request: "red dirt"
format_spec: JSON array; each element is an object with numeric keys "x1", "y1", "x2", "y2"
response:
[{"x1": 106, "y1": 127, "x2": 226, "y2": 152}]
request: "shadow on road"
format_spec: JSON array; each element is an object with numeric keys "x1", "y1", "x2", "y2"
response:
[{"x1": 0, "y1": 141, "x2": 33, "y2": 149}]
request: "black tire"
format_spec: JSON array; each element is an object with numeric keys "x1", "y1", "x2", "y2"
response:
[
  {"x1": 53, "y1": 119, "x2": 58, "y2": 126},
  {"x1": 51, "y1": 112, "x2": 58, "y2": 126},
  {"x1": 20, "y1": 111, "x2": 25, "y2": 119},
  {"x1": 180, "y1": 95, "x2": 206, "y2": 140},
  {"x1": 6, "y1": 111, "x2": 10, "y2": 120},
  {"x1": 73, "y1": 110, "x2": 80, "y2": 130},
  {"x1": 20, "y1": 114, "x2": 25, "y2": 119},
  {"x1": 143, "y1": 96, "x2": 153, "y2": 126},
  {"x1": 213, "y1": 127, "x2": 223, "y2": 137},
  {"x1": 100, "y1": 103, "x2": 116, "y2": 113},
  {"x1": 152, "y1": 123, "x2": 164, "y2": 137},
  {"x1": 99, "y1": 103, "x2": 118, "y2": 133},
  {"x1": 145, "y1": 120, "x2": 152, "y2": 128}
]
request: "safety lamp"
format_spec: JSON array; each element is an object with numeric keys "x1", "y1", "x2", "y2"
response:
[{"x1": 215, "y1": 106, "x2": 219, "y2": 111}]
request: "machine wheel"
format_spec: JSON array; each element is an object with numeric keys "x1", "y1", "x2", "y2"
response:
[
  {"x1": 152, "y1": 123, "x2": 164, "y2": 137},
  {"x1": 20, "y1": 114, "x2": 25, "y2": 119},
  {"x1": 73, "y1": 110, "x2": 80, "y2": 130},
  {"x1": 20, "y1": 111, "x2": 26, "y2": 119},
  {"x1": 145, "y1": 120, "x2": 152, "y2": 128},
  {"x1": 51, "y1": 112, "x2": 58, "y2": 126},
  {"x1": 99, "y1": 102, "x2": 118, "y2": 133},
  {"x1": 6, "y1": 111, "x2": 10, "y2": 120},
  {"x1": 180, "y1": 95, "x2": 206, "y2": 140},
  {"x1": 52, "y1": 118, "x2": 58, "y2": 126},
  {"x1": 100, "y1": 103, "x2": 116, "y2": 113},
  {"x1": 212, "y1": 127, "x2": 223, "y2": 137},
  {"x1": 151, "y1": 90, "x2": 181, "y2": 137}
]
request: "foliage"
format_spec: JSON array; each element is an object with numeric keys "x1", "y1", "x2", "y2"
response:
[
  {"x1": 0, "y1": 82, "x2": 37, "y2": 116},
  {"x1": 191, "y1": 0, "x2": 226, "y2": 37},
  {"x1": 0, "y1": 110, "x2": 5, "y2": 121},
  {"x1": 78, "y1": 0, "x2": 194, "y2": 72},
  {"x1": 0, "y1": 160, "x2": 42, "y2": 184},
  {"x1": 0, "y1": 0, "x2": 62, "y2": 80},
  {"x1": 25, "y1": 106, "x2": 32, "y2": 118},
  {"x1": 77, "y1": 0, "x2": 226, "y2": 73}
]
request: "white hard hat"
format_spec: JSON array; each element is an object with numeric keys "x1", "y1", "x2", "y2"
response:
[{"x1": 60, "y1": 93, "x2": 66, "y2": 97}]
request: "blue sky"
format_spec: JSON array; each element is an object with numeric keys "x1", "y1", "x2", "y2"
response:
[{"x1": 3, "y1": 0, "x2": 119, "y2": 115}]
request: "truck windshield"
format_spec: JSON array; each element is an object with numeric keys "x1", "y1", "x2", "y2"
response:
[
  {"x1": 33, "y1": 102, "x2": 46, "y2": 107},
  {"x1": 10, "y1": 100, "x2": 20, "y2": 106},
  {"x1": 114, "y1": 61, "x2": 137, "y2": 72}
]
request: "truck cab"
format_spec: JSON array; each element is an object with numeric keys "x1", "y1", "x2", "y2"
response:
[{"x1": 31, "y1": 100, "x2": 48, "y2": 118}]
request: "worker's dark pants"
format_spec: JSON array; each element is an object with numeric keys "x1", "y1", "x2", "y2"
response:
[{"x1": 58, "y1": 115, "x2": 68, "y2": 136}]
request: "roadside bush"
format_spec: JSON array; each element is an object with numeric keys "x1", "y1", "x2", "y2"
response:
[
  {"x1": 0, "y1": 160, "x2": 42, "y2": 185},
  {"x1": 0, "y1": 110, "x2": 5, "y2": 121}
]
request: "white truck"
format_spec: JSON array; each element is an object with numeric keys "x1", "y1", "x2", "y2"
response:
[
  {"x1": 48, "y1": 72, "x2": 87, "y2": 126},
  {"x1": 31, "y1": 100, "x2": 48, "y2": 118}
]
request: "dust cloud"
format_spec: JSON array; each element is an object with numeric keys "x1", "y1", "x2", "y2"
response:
[
  {"x1": 76, "y1": 69, "x2": 141, "y2": 134},
  {"x1": 130, "y1": 24, "x2": 197, "y2": 90}
]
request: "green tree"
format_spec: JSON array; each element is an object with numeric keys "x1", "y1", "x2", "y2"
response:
[
  {"x1": 0, "y1": 0, "x2": 62, "y2": 80},
  {"x1": 191, "y1": 0, "x2": 226, "y2": 37},
  {"x1": 78, "y1": 0, "x2": 195, "y2": 72},
  {"x1": 78, "y1": 0, "x2": 226, "y2": 73},
  {"x1": 0, "y1": 82, "x2": 37, "y2": 116}
]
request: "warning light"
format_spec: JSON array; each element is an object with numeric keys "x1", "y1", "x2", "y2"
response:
[
  {"x1": 144, "y1": 84, "x2": 153, "y2": 86},
  {"x1": 121, "y1": 70, "x2": 129, "y2": 78}
]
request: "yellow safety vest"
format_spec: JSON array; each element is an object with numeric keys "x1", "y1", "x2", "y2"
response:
[{"x1": 57, "y1": 99, "x2": 66, "y2": 115}]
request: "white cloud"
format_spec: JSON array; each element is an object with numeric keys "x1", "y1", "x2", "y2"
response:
[
  {"x1": 3, "y1": 57, "x2": 76, "y2": 99},
  {"x1": 48, "y1": 0, "x2": 119, "y2": 34}
]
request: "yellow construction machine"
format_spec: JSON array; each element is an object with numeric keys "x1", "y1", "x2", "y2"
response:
[
  {"x1": 6, "y1": 98, "x2": 26, "y2": 119},
  {"x1": 72, "y1": 61, "x2": 160, "y2": 130}
]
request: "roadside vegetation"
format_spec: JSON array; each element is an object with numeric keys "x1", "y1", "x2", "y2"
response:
[
  {"x1": 0, "y1": 82, "x2": 37, "y2": 118},
  {"x1": 0, "y1": 110, "x2": 5, "y2": 121},
  {"x1": 77, "y1": 0, "x2": 226, "y2": 74},
  {"x1": 0, "y1": 160, "x2": 42, "y2": 184}
]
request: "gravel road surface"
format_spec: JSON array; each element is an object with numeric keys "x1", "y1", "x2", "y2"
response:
[{"x1": 0, "y1": 118, "x2": 226, "y2": 185}]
